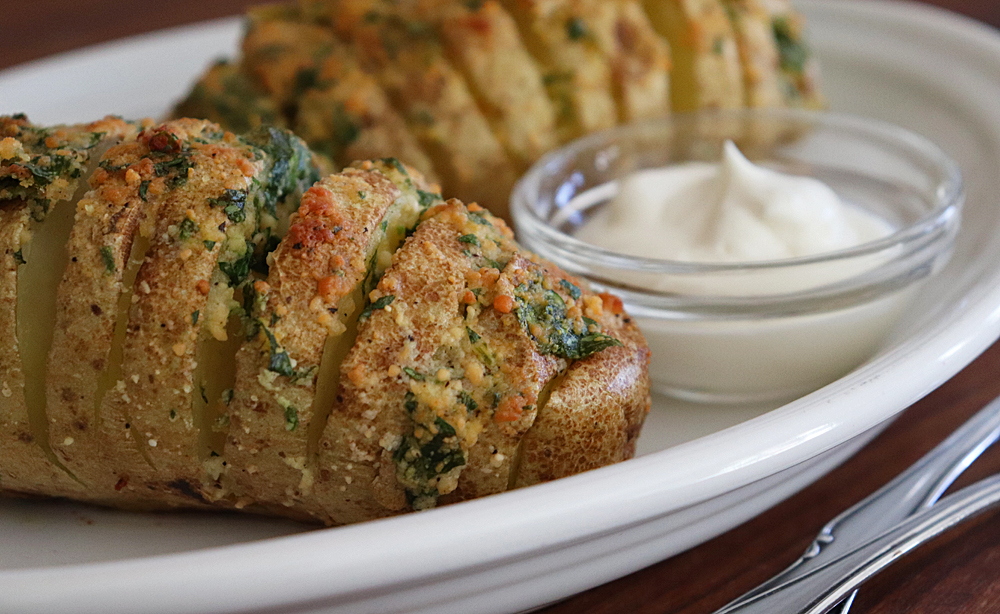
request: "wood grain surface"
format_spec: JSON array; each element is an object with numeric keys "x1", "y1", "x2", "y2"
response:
[{"x1": 2, "y1": 1, "x2": 1000, "y2": 613}]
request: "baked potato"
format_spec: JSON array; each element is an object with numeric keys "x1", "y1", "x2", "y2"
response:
[
  {"x1": 0, "y1": 115, "x2": 650, "y2": 525},
  {"x1": 174, "y1": 0, "x2": 823, "y2": 219}
]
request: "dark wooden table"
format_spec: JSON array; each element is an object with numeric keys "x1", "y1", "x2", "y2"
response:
[{"x1": 3, "y1": 2, "x2": 1000, "y2": 613}]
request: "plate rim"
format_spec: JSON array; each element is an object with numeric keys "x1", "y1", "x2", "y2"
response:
[{"x1": 2, "y1": 1, "x2": 1000, "y2": 612}]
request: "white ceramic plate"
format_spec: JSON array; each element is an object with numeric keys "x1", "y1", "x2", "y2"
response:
[{"x1": 2, "y1": 2, "x2": 1000, "y2": 612}]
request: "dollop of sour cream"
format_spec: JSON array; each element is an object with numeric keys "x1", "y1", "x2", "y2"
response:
[{"x1": 576, "y1": 140, "x2": 893, "y2": 262}]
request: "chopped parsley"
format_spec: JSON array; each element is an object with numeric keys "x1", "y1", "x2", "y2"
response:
[
  {"x1": 404, "y1": 391, "x2": 418, "y2": 413},
  {"x1": 773, "y1": 17, "x2": 808, "y2": 74},
  {"x1": 284, "y1": 405, "x2": 299, "y2": 431},
  {"x1": 360, "y1": 294, "x2": 395, "y2": 319},
  {"x1": 13, "y1": 250, "x2": 24, "y2": 265},
  {"x1": 559, "y1": 279, "x2": 582, "y2": 300},
  {"x1": 218, "y1": 240, "x2": 254, "y2": 287},
  {"x1": 380, "y1": 157, "x2": 408, "y2": 176},
  {"x1": 178, "y1": 217, "x2": 199, "y2": 240},
  {"x1": 100, "y1": 246, "x2": 115, "y2": 274},
  {"x1": 417, "y1": 189, "x2": 439, "y2": 209},
  {"x1": 153, "y1": 154, "x2": 194, "y2": 189},
  {"x1": 458, "y1": 391, "x2": 477, "y2": 413},
  {"x1": 514, "y1": 283, "x2": 622, "y2": 359},
  {"x1": 402, "y1": 367, "x2": 425, "y2": 381},
  {"x1": 458, "y1": 233, "x2": 480, "y2": 246},
  {"x1": 191, "y1": 310, "x2": 200, "y2": 325},
  {"x1": 139, "y1": 180, "x2": 150, "y2": 201},
  {"x1": 566, "y1": 17, "x2": 589, "y2": 41},
  {"x1": 467, "y1": 210, "x2": 492, "y2": 226},
  {"x1": 261, "y1": 326, "x2": 294, "y2": 377},
  {"x1": 208, "y1": 189, "x2": 248, "y2": 224}
]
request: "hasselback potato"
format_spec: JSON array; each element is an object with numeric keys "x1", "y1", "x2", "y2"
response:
[
  {"x1": 175, "y1": 0, "x2": 823, "y2": 219},
  {"x1": 0, "y1": 116, "x2": 650, "y2": 524}
]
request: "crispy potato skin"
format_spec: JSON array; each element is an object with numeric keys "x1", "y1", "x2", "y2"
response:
[
  {"x1": 514, "y1": 298, "x2": 651, "y2": 486},
  {"x1": 3, "y1": 123, "x2": 650, "y2": 524},
  {"x1": 226, "y1": 170, "x2": 401, "y2": 508}
]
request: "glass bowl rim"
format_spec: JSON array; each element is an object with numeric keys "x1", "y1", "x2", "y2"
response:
[{"x1": 510, "y1": 108, "x2": 964, "y2": 278}]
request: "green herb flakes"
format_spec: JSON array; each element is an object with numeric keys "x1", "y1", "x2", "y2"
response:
[
  {"x1": 458, "y1": 391, "x2": 478, "y2": 413},
  {"x1": 559, "y1": 279, "x2": 582, "y2": 300},
  {"x1": 360, "y1": 294, "x2": 395, "y2": 319},
  {"x1": 284, "y1": 405, "x2": 299, "y2": 431},
  {"x1": 100, "y1": 246, "x2": 115, "y2": 274},
  {"x1": 178, "y1": 217, "x2": 199, "y2": 240},
  {"x1": 208, "y1": 189, "x2": 248, "y2": 224},
  {"x1": 404, "y1": 391, "x2": 418, "y2": 413},
  {"x1": 566, "y1": 17, "x2": 589, "y2": 41},
  {"x1": 402, "y1": 367, "x2": 425, "y2": 381}
]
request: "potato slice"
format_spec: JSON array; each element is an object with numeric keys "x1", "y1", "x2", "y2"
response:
[
  {"x1": 0, "y1": 116, "x2": 140, "y2": 497},
  {"x1": 173, "y1": 60, "x2": 285, "y2": 134},
  {"x1": 499, "y1": 0, "x2": 618, "y2": 142},
  {"x1": 426, "y1": 0, "x2": 558, "y2": 170},
  {"x1": 760, "y1": 0, "x2": 823, "y2": 109},
  {"x1": 225, "y1": 160, "x2": 439, "y2": 510},
  {"x1": 316, "y1": 0, "x2": 517, "y2": 219},
  {"x1": 0, "y1": 202, "x2": 86, "y2": 497},
  {"x1": 294, "y1": 47, "x2": 437, "y2": 183},
  {"x1": 307, "y1": 200, "x2": 627, "y2": 523},
  {"x1": 512, "y1": 291, "x2": 651, "y2": 487},
  {"x1": 642, "y1": 0, "x2": 744, "y2": 111},
  {"x1": 307, "y1": 201, "x2": 550, "y2": 522},
  {"x1": 586, "y1": 0, "x2": 672, "y2": 122},
  {"x1": 721, "y1": 0, "x2": 786, "y2": 109},
  {"x1": 86, "y1": 121, "x2": 317, "y2": 507},
  {"x1": 241, "y1": 12, "x2": 338, "y2": 114}
]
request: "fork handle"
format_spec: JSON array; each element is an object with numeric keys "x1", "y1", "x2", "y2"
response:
[
  {"x1": 716, "y1": 394, "x2": 1000, "y2": 613},
  {"x1": 718, "y1": 473, "x2": 1000, "y2": 614}
]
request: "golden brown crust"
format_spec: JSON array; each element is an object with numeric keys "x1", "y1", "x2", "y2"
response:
[
  {"x1": 226, "y1": 169, "x2": 401, "y2": 508},
  {"x1": 241, "y1": 17, "x2": 338, "y2": 110},
  {"x1": 46, "y1": 127, "x2": 169, "y2": 493},
  {"x1": 172, "y1": 60, "x2": 285, "y2": 134},
  {"x1": 309, "y1": 200, "x2": 562, "y2": 522},
  {"x1": 3, "y1": 141, "x2": 652, "y2": 524},
  {"x1": 94, "y1": 121, "x2": 268, "y2": 507}
]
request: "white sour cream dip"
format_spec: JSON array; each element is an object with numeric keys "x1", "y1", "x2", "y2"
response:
[
  {"x1": 572, "y1": 142, "x2": 912, "y2": 404},
  {"x1": 576, "y1": 140, "x2": 894, "y2": 263}
]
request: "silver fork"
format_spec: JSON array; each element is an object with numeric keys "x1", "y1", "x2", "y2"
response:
[{"x1": 714, "y1": 393, "x2": 1000, "y2": 614}]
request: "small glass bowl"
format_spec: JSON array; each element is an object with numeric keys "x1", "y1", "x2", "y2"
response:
[{"x1": 511, "y1": 109, "x2": 963, "y2": 404}]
